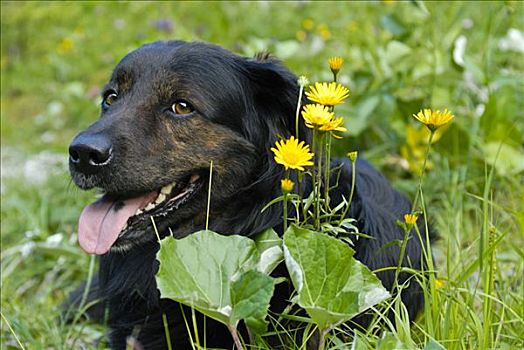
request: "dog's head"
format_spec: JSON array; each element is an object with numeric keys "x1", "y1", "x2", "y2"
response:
[{"x1": 69, "y1": 41, "x2": 308, "y2": 255}]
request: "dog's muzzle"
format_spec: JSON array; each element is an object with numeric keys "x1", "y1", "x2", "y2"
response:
[{"x1": 69, "y1": 132, "x2": 113, "y2": 174}]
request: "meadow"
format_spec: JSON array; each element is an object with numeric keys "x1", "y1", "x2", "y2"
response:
[{"x1": 1, "y1": 1, "x2": 523, "y2": 349}]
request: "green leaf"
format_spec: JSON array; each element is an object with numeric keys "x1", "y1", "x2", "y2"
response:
[
  {"x1": 377, "y1": 333, "x2": 409, "y2": 350},
  {"x1": 283, "y1": 225, "x2": 390, "y2": 330},
  {"x1": 156, "y1": 230, "x2": 274, "y2": 330},
  {"x1": 385, "y1": 41, "x2": 412, "y2": 65},
  {"x1": 231, "y1": 270, "x2": 274, "y2": 333},
  {"x1": 380, "y1": 14, "x2": 407, "y2": 37},
  {"x1": 343, "y1": 94, "x2": 380, "y2": 136},
  {"x1": 423, "y1": 339, "x2": 446, "y2": 350},
  {"x1": 253, "y1": 228, "x2": 283, "y2": 274},
  {"x1": 482, "y1": 142, "x2": 524, "y2": 176}
]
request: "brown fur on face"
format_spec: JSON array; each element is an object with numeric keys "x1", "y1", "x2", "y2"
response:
[{"x1": 69, "y1": 41, "x2": 299, "y2": 251}]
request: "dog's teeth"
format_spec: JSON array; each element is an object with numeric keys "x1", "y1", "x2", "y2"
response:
[
  {"x1": 190, "y1": 174, "x2": 200, "y2": 183},
  {"x1": 144, "y1": 203, "x2": 156, "y2": 211},
  {"x1": 136, "y1": 209, "x2": 143, "y2": 215},
  {"x1": 156, "y1": 193, "x2": 166, "y2": 204},
  {"x1": 161, "y1": 184, "x2": 174, "y2": 195},
  {"x1": 119, "y1": 224, "x2": 128, "y2": 237}
]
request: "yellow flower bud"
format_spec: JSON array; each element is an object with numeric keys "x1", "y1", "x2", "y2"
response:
[
  {"x1": 347, "y1": 151, "x2": 358, "y2": 162},
  {"x1": 328, "y1": 56, "x2": 344, "y2": 75},
  {"x1": 281, "y1": 178, "x2": 294, "y2": 193},
  {"x1": 404, "y1": 214, "x2": 418, "y2": 226}
]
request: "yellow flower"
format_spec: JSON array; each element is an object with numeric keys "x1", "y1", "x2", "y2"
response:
[
  {"x1": 271, "y1": 136, "x2": 314, "y2": 171},
  {"x1": 328, "y1": 57, "x2": 344, "y2": 74},
  {"x1": 301, "y1": 104, "x2": 347, "y2": 137},
  {"x1": 296, "y1": 30, "x2": 307, "y2": 42},
  {"x1": 413, "y1": 108, "x2": 454, "y2": 132},
  {"x1": 404, "y1": 214, "x2": 418, "y2": 226},
  {"x1": 317, "y1": 24, "x2": 331, "y2": 41},
  {"x1": 302, "y1": 104, "x2": 334, "y2": 129},
  {"x1": 319, "y1": 116, "x2": 347, "y2": 133},
  {"x1": 58, "y1": 37, "x2": 74, "y2": 54},
  {"x1": 305, "y1": 82, "x2": 350, "y2": 106},
  {"x1": 435, "y1": 279, "x2": 446, "y2": 289},
  {"x1": 302, "y1": 18, "x2": 314, "y2": 31},
  {"x1": 281, "y1": 178, "x2": 294, "y2": 193}
]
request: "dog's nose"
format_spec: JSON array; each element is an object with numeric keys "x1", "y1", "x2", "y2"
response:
[{"x1": 69, "y1": 133, "x2": 112, "y2": 173}]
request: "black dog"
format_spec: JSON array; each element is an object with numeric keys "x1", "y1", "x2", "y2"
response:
[{"x1": 68, "y1": 40, "x2": 427, "y2": 349}]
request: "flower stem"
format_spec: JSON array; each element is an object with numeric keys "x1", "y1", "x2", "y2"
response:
[
  {"x1": 340, "y1": 158, "x2": 356, "y2": 222},
  {"x1": 282, "y1": 170, "x2": 290, "y2": 233},
  {"x1": 297, "y1": 171, "x2": 305, "y2": 225},
  {"x1": 295, "y1": 84, "x2": 304, "y2": 139},
  {"x1": 394, "y1": 225, "x2": 411, "y2": 291},
  {"x1": 311, "y1": 131, "x2": 317, "y2": 228},
  {"x1": 315, "y1": 132, "x2": 324, "y2": 230},
  {"x1": 283, "y1": 193, "x2": 289, "y2": 234},
  {"x1": 323, "y1": 134, "x2": 331, "y2": 209},
  {"x1": 412, "y1": 131, "x2": 435, "y2": 213}
]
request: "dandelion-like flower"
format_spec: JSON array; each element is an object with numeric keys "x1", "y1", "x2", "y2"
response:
[
  {"x1": 306, "y1": 82, "x2": 350, "y2": 106},
  {"x1": 319, "y1": 116, "x2": 347, "y2": 134},
  {"x1": 328, "y1": 56, "x2": 344, "y2": 75},
  {"x1": 302, "y1": 104, "x2": 334, "y2": 129},
  {"x1": 281, "y1": 178, "x2": 294, "y2": 193},
  {"x1": 413, "y1": 108, "x2": 454, "y2": 132},
  {"x1": 271, "y1": 136, "x2": 314, "y2": 171},
  {"x1": 404, "y1": 214, "x2": 418, "y2": 226}
]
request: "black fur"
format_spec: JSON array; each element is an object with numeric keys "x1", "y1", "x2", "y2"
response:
[{"x1": 68, "y1": 40, "x2": 428, "y2": 349}]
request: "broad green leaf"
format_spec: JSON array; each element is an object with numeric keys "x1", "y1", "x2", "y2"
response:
[
  {"x1": 380, "y1": 14, "x2": 406, "y2": 36},
  {"x1": 231, "y1": 270, "x2": 274, "y2": 333},
  {"x1": 156, "y1": 230, "x2": 273, "y2": 329},
  {"x1": 253, "y1": 228, "x2": 283, "y2": 274},
  {"x1": 483, "y1": 142, "x2": 524, "y2": 176},
  {"x1": 343, "y1": 94, "x2": 380, "y2": 136},
  {"x1": 283, "y1": 225, "x2": 390, "y2": 330},
  {"x1": 385, "y1": 41, "x2": 412, "y2": 65}
]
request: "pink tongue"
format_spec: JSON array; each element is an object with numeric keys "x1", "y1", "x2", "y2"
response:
[{"x1": 78, "y1": 192, "x2": 158, "y2": 255}]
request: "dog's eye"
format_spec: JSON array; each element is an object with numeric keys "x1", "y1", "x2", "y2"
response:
[
  {"x1": 103, "y1": 93, "x2": 118, "y2": 107},
  {"x1": 171, "y1": 101, "x2": 194, "y2": 115}
]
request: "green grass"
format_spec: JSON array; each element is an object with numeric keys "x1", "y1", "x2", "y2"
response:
[{"x1": 1, "y1": 1, "x2": 523, "y2": 349}]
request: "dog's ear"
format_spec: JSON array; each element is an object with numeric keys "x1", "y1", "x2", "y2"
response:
[
  {"x1": 231, "y1": 56, "x2": 312, "y2": 235},
  {"x1": 241, "y1": 56, "x2": 311, "y2": 152}
]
